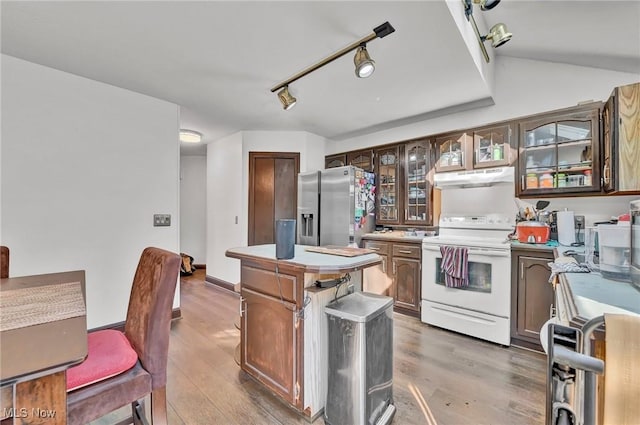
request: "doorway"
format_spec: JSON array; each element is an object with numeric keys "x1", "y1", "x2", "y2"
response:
[{"x1": 248, "y1": 152, "x2": 300, "y2": 245}]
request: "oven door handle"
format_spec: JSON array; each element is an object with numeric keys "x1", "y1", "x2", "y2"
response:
[{"x1": 422, "y1": 244, "x2": 510, "y2": 257}]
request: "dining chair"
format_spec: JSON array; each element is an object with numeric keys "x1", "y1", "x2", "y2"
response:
[
  {"x1": 1, "y1": 246, "x2": 9, "y2": 278},
  {"x1": 66, "y1": 247, "x2": 180, "y2": 425}
]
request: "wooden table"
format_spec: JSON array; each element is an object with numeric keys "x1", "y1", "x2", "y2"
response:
[{"x1": 1, "y1": 271, "x2": 88, "y2": 425}]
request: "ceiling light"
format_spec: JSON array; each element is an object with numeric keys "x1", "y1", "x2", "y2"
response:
[
  {"x1": 354, "y1": 44, "x2": 375, "y2": 78},
  {"x1": 277, "y1": 86, "x2": 297, "y2": 110},
  {"x1": 270, "y1": 21, "x2": 395, "y2": 110},
  {"x1": 462, "y1": 0, "x2": 512, "y2": 63},
  {"x1": 179, "y1": 129, "x2": 202, "y2": 143},
  {"x1": 483, "y1": 23, "x2": 512, "y2": 48}
]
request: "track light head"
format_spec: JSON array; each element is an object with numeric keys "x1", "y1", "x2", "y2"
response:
[
  {"x1": 277, "y1": 86, "x2": 297, "y2": 110},
  {"x1": 477, "y1": 0, "x2": 500, "y2": 11},
  {"x1": 354, "y1": 44, "x2": 375, "y2": 78},
  {"x1": 483, "y1": 23, "x2": 512, "y2": 48}
]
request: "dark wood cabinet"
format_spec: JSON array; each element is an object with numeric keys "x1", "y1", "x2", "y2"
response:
[
  {"x1": 325, "y1": 154, "x2": 346, "y2": 169},
  {"x1": 511, "y1": 249, "x2": 555, "y2": 351},
  {"x1": 347, "y1": 149, "x2": 374, "y2": 172},
  {"x1": 363, "y1": 238, "x2": 421, "y2": 316},
  {"x1": 434, "y1": 131, "x2": 472, "y2": 172},
  {"x1": 240, "y1": 264, "x2": 303, "y2": 409},
  {"x1": 471, "y1": 123, "x2": 516, "y2": 169},
  {"x1": 516, "y1": 103, "x2": 602, "y2": 197},
  {"x1": 602, "y1": 82, "x2": 640, "y2": 192},
  {"x1": 375, "y1": 145, "x2": 401, "y2": 225},
  {"x1": 433, "y1": 123, "x2": 515, "y2": 173},
  {"x1": 403, "y1": 140, "x2": 431, "y2": 226}
]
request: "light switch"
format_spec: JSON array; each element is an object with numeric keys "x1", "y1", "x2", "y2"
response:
[{"x1": 153, "y1": 214, "x2": 171, "y2": 227}]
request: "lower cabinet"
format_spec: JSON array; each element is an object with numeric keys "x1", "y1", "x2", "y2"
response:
[
  {"x1": 510, "y1": 248, "x2": 555, "y2": 351},
  {"x1": 240, "y1": 264, "x2": 303, "y2": 410},
  {"x1": 363, "y1": 238, "x2": 421, "y2": 317}
]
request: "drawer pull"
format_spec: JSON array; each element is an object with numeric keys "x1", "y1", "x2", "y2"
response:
[
  {"x1": 369, "y1": 247, "x2": 380, "y2": 251},
  {"x1": 397, "y1": 250, "x2": 413, "y2": 254}
]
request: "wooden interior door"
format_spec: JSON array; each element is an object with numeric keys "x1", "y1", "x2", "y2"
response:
[{"x1": 248, "y1": 152, "x2": 300, "y2": 245}]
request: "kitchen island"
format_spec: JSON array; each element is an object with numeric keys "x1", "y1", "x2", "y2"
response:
[{"x1": 225, "y1": 244, "x2": 381, "y2": 421}]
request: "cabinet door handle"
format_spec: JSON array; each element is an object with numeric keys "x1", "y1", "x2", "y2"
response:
[
  {"x1": 603, "y1": 163, "x2": 610, "y2": 185},
  {"x1": 405, "y1": 209, "x2": 408, "y2": 221},
  {"x1": 239, "y1": 297, "x2": 245, "y2": 317},
  {"x1": 549, "y1": 304, "x2": 556, "y2": 319},
  {"x1": 397, "y1": 250, "x2": 413, "y2": 254},
  {"x1": 521, "y1": 175, "x2": 525, "y2": 191},
  {"x1": 520, "y1": 263, "x2": 524, "y2": 280},
  {"x1": 382, "y1": 260, "x2": 386, "y2": 274},
  {"x1": 393, "y1": 261, "x2": 397, "y2": 275}
]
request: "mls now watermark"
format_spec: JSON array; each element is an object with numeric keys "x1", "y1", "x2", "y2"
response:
[{"x1": 3, "y1": 407, "x2": 57, "y2": 419}]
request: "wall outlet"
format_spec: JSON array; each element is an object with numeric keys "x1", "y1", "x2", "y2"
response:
[
  {"x1": 574, "y1": 215, "x2": 585, "y2": 229},
  {"x1": 153, "y1": 214, "x2": 171, "y2": 227}
]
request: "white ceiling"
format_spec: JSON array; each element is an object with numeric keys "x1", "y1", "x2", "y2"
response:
[{"x1": 2, "y1": 1, "x2": 639, "y2": 156}]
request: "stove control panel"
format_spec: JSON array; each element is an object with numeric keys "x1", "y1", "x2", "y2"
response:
[{"x1": 439, "y1": 214, "x2": 514, "y2": 229}]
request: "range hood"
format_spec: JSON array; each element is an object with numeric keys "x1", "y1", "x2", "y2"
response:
[{"x1": 434, "y1": 166, "x2": 515, "y2": 189}]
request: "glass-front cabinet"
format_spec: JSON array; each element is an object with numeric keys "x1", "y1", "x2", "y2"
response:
[
  {"x1": 347, "y1": 149, "x2": 374, "y2": 172},
  {"x1": 404, "y1": 140, "x2": 430, "y2": 225},
  {"x1": 375, "y1": 145, "x2": 401, "y2": 225},
  {"x1": 325, "y1": 153, "x2": 346, "y2": 169},
  {"x1": 472, "y1": 124, "x2": 514, "y2": 168},
  {"x1": 434, "y1": 132, "x2": 472, "y2": 172},
  {"x1": 517, "y1": 105, "x2": 601, "y2": 196}
]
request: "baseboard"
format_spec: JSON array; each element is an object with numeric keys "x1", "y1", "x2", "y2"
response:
[
  {"x1": 205, "y1": 274, "x2": 237, "y2": 294},
  {"x1": 193, "y1": 263, "x2": 206, "y2": 270},
  {"x1": 90, "y1": 307, "x2": 182, "y2": 332}
]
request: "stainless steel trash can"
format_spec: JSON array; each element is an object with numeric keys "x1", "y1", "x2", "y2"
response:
[{"x1": 324, "y1": 292, "x2": 395, "y2": 425}]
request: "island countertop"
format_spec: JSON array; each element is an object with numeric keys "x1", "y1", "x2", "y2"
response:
[
  {"x1": 226, "y1": 244, "x2": 381, "y2": 274},
  {"x1": 554, "y1": 246, "x2": 640, "y2": 327}
]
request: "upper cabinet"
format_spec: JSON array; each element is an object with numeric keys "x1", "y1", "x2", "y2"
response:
[
  {"x1": 517, "y1": 103, "x2": 602, "y2": 197},
  {"x1": 472, "y1": 123, "x2": 516, "y2": 169},
  {"x1": 434, "y1": 123, "x2": 515, "y2": 172},
  {"x1": 403, "y1": 140, "x2": 431, "y2": 225},
  {"x1": 375, "y1": 145, "x2": 401, "y2": 225},
  {"x1": 347, "y1": 149, "x2": 374, "y2": 172},
  {"x1": 602, "y1": 82, "x2": 640, "y2": 193},
  {"x1": 434, "y1": 131, "x2": 472, "y2": 172},
  {"x1": 325, "y1": 154, "x2": 346, "y2": 169}
]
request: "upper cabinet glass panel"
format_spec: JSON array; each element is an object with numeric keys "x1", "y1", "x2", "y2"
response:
[
  {"x1": 404, "y1": 141, "x2": 430, "y2": 224},
  {"x1": 518, "y1": 105, "x2": 601, "y2": 196},
  {"x1": 376, "y1": 146, "x2": 400, "y2": 224},
  {"x1": 473, "y1": 124, "x2": 513, "y2": 169}
]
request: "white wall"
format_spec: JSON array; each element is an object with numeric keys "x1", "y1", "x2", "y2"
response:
[
  {"x1": 206, "y1": 132, "x2": 243, "y2": 285},
  {"x1": 1, "y1": 55, "x2": 180, "y2": 329},
  {"x1": 206, "y1": 131, "x2": 326, "y2": 284},
  {"x1": 180, "y1": 155, "x2": 206, "y2": 264},
  {"x1": 327, "y1": 57, "x2": 639, "y2": 153}
]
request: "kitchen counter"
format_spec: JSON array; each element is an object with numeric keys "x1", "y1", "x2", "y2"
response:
[
  {"x1": 554, "y1": 246, "x2": 639, "y2": 328},
  {"x1": 225, "y1": 244, "x2": 383, "y2": 421},
  {"x1": 510, "y1": 240, "x2": 558, "y2": 252},
  {"x1": 362, "y1": 231, "x2": 427, "y2": 243}
]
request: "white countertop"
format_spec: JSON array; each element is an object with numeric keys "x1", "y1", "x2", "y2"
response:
[
  {"x1": 226, "y1": 244, "x2": 381, "y2": 273},
  {"x1": 556, "y1": 246, "x2": 640, "y2": 319}
]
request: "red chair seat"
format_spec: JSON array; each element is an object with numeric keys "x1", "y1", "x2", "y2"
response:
[{"x1": 67, "y1": 329, "x2": 137, "y2": 391}]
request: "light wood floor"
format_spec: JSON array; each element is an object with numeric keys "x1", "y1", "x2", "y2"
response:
[{"x1": 102, "y1": 269, "x2": 548, "y2": 425}]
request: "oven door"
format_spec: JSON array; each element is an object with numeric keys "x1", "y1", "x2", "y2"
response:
[{"x1": 421, "y1": 243, "x2": 511, "y2": 317}]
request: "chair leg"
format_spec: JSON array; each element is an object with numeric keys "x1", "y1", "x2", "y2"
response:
[
  {"x1": 132, "y1": 400, "x2": 148, "y2": 425},
  {"x1": 150, "y1": 387, "x2": 168, "y2": 425}
]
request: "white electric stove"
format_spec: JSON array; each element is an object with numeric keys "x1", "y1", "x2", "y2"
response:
[{"x1": 421, "y1": 214, "x2": 515, "y2": 346}]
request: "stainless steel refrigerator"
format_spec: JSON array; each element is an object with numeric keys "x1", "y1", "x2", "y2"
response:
[{"x1": 297, "y1": 166, "x2": 375, "y2": 247}]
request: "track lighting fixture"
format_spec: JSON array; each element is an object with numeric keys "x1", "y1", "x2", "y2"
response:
[
  {"x1": 354, "y1": 44, "x2": 375, "y2": 78},
  {"x1": 463, "y1": 0, "x2": 512, "y2": 63},
  {"x1": 277, "y1": 86, "x2": 297, "y2": 110},
  {"x1": 271, "y1": 21, "x2": 395, "y2": 110}
]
